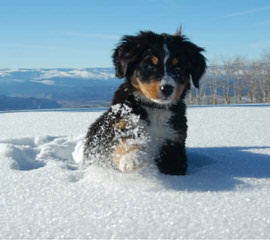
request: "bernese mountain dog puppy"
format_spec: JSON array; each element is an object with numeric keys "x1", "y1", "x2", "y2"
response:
[{"x1": 83, "y1": 30, "x2": 206, "y2": 175}]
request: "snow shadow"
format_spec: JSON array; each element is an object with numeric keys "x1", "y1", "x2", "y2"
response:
[
  {"x1": 160, "y1": 146, "x2": 270, "y2": 192},
  {"x1": 0, "y1": 136, "x2": 77, "y2": 171},
  {"x1": 9, "y1": 145, "x2": 46, "y2": 171}
]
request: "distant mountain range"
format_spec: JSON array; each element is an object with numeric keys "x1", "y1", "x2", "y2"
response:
[
  {"x1": 0, "y1": 68, "x2": 121, "y2": 110},
  {"x1": 1, "y1": 65, "x2": 266, "y2": 111}
]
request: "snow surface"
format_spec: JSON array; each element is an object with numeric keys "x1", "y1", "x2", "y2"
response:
[{"x1": 0, "y1": 105, "x2": 270, "y2": 239}]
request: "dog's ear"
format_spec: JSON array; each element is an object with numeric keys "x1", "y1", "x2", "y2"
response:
[
  {"x1": 184, "y1": 41, "x2": 206, "y2": 88},
  {"x1": 112, "y1": 34, "x2": 146, "y2": 79}
]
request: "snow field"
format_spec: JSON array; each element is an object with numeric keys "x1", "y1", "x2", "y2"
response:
[{"x1": 0, "y1": 106, "x2": 270, "y2": 239}]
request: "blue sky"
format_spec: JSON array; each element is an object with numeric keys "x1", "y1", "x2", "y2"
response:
[{"x1": 1, "y1": 0, "x2": 270, "y2": 68}]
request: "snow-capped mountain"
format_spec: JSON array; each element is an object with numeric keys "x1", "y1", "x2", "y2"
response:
[
  {"x1": 0, "y1": 68, "x2": 119, "y2": 110},
  {"x1": 0, "y1": 68, "x2": 115, "y2": 81}
]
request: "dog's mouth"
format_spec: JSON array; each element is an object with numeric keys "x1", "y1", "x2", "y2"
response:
[
  {"x1": 151, "y1": 87, "x2": 176, "y2": 104},
  {"x1": 150, "y1": 97, "x2": 175, "y2": 105}
]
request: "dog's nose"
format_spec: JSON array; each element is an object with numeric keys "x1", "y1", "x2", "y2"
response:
[{"x1": 160, "y1": 84, "x2": 174, "y2": 97}]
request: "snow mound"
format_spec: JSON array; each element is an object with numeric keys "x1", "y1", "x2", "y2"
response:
[
  {"x1": 72, "y1": 138, "x2": 85, "y2": 164},
  {"x1": 0, "y1": 135, "x2": 80, "y2": 171}
]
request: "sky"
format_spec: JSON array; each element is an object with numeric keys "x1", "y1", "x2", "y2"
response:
[{"x1": 1, "y1": 0, "x2": 270, "y2": 68}]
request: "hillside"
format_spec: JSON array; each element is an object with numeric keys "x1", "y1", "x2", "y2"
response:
[
  {"x1": 0, "y1": 105, "x2": 270, "y2": 238},
  {"x1": 0, "y1": 68, "x2": 120, "y2": 109}
]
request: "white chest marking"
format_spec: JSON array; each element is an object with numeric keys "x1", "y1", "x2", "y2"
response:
[{"x1": 141, "y1": 106, "x2": 177, "y2": 156}]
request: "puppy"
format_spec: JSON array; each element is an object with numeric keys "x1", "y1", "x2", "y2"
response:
[{"x1": 83, "y1": 30, "x2": 206, "y2": 175}]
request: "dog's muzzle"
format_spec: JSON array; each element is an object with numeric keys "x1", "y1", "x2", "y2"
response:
[{"x1": 160, "y1": 84, "x2": 174, "y2": 97}]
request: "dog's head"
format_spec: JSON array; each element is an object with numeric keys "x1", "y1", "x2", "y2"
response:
[{"x1": 113, "y1": 30, "x2": 206, "y2": 105}]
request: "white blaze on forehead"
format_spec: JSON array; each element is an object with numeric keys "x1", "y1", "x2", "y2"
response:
[
  {"x1": 162, "y1": 43, "x2": 175, "y2": 87},
  {"x1": 163, "y1": 43, "x2": 170, "y2": 69}
]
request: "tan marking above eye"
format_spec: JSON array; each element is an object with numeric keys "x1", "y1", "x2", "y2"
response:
[
  {"x1": 172, "y1": 57, "x2": 179, "y2": 65},
  {"x1": 151, "y1": 56, "x2": 159, "y2": 65}
]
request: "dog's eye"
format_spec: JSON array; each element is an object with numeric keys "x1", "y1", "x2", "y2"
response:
[
  {"x1": 151, "y1": 56, "x2": 159, "y2": 65},
  {"x1": 141, "y1": 56, "x2": 158, "y2": 71},
  {"x1": 172, "y1": 57, "x2": 179, "y2": 65}
]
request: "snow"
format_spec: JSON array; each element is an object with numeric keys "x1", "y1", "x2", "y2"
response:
[
  {"x1": 0, "y1": 68, "x2": 115, "y2": 81},
  {"x1": 39, "y1": 69, "x2": 115, "y2": 80},
  {"x1": 0, "y1": 105, "x2": 270, "y2": 239}
]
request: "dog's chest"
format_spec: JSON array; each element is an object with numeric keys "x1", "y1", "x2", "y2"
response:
[{"x1": 142, "y1": 106, "x2": 177, "y2": 145}]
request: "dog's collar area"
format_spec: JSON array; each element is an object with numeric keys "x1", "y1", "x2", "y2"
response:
[
  {"x1": 132, "y1": 91, "x2": 174, "y2": 109},
  {"x1": 138, "y1": 97, "x2": 174, "y2": 110}
]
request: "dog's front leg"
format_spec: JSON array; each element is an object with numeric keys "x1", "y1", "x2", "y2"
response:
[
  {"x1": 113, "y1": 138, "x2": 147, "y2": 172},
  {"x1": 113, "y1": 120, "x2": 148, "y2": 172},
  {"x1": 157, "y1": 140, "x2": 187, "y2": 175}
]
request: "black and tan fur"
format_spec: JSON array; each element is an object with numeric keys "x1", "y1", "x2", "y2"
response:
[{"x1": 84, "y1": 30, "x2": 206, "y2": 175}]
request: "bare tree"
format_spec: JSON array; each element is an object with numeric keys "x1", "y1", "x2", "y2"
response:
[
  {"x1": 232, "y1": 57, "x2": 246, "y2": 104},
  {"x1": 260, "y1": 51, "x2": 270, "y2": 103},
  {"x1": 188, "y1": 87, "x2": 195, "y2": 105},
  {"x1": 221, "y1": 59, "x2": 234, "y2": 104},
  {"x1": 208, "y1": 63, "x2": 220, "y2": 104},
  {"x1": 250, "y1": 62, "x2": 260, "y2": 103}
]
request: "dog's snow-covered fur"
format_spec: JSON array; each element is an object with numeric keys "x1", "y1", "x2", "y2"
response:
[{"x1": 83, "y1": 30, "x2": 206, "y2": 175}]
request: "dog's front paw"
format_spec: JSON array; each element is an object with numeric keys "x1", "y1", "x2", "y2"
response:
[
  {"x1": 113, "y1": 139, "x2": 148, "y2": 172},
  {"x1": 118, "y1": 149, "x2": 148, "y2": 172}
]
